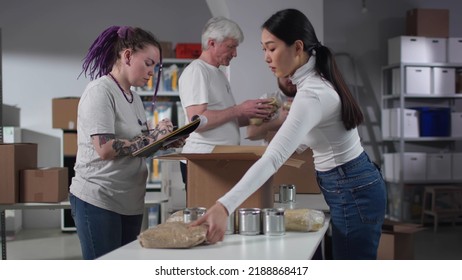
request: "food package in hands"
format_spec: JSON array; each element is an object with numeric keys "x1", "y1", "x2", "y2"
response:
[
  {"x1": 249, "y1": 95, "x2": 281, "y2": 125},
  {"x1": 284, "y1": 208, "x2": 325, "y2": 232}
]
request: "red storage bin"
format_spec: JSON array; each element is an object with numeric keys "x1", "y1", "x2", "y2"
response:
[{"x1": 175, "y1": 43, "x2": 202, "y2": 58}]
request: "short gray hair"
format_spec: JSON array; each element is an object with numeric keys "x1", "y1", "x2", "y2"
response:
[{"x1": 201, "y1": 17, "x2": 244, "y2": 50}]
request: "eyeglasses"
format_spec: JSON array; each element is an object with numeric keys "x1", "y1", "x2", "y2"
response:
[{"x1": 152, "y1": 58, "x2": 163, "y2": 106}]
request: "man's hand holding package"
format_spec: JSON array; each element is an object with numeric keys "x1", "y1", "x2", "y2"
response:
[{"x1": 249, "y1": 97, "x2": 281, "y2": 125}]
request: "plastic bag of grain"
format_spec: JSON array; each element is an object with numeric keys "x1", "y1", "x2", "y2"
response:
[
  {"x1": 284, "y1": 209, "x2": 325, "y2": 232},
  {"x1": 138, "y1": 222, "x2": 207, "y2": 249}
]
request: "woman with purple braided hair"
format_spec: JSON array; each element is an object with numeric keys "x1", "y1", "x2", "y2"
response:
[{"x1": 69, "y1": 26, "x2": 174, "y2": 259}]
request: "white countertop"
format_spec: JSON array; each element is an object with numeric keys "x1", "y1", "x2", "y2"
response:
[{"x1": 99, "y1": 216, "x2": 330, "y2": 260}]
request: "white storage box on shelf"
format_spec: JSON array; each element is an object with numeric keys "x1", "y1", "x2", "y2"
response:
[
  {"x1": 391, "y1": 108, "x2": 419, "y2": 138},
  {"x1": 451, "y1": 112, "x2": 462, "y2": 137},
  {"x1": 388, "y1": 36, "x2": 447, "y2": 64},
  {"x1": 391, "y1": 67, "x2": 432, "y2": 94},
  {"x1": 425, "y1": 38, "x2": 447, "y2": 63},
  {"x1": 383, "y1": 153, "x2": 427, "y2": 182},
  {"x1": 448, "y1": 38, "x2": 462, "y2": 63},
  {"x1": 432, "y1": 67, "x2": 456, "y2": 95},
  {"x1": 452, "y1": 153, "x2": 462, "y2": 181},
  {"x1": 382, "y1": 108, "x2": 420, "y2": 138},
  {"x1": 406, "y1": 67, "x2": 431, "y2": 94},
  {"x1": 388, "y1": 36, "x2": 427, "y2": 64},
  {"x1": 426, "y1": 153, "x2": 452, "y2": 181}
]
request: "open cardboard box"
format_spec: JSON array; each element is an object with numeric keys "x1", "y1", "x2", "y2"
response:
[
  {"x1": 156, "y1": 145, "x2": 304, "y2": 209},
  {"x1": 377, "y1": 219, "x2": 424, "y2": 260}
]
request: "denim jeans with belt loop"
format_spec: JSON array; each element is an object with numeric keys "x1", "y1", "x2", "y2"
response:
[{"x1": 316, "y1": 151, "x2": 387, "y2": 260}]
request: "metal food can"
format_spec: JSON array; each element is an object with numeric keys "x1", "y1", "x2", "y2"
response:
[
  {"x1": 279, "y1": 184, "x2": 296, "y2": 203},
  {"x1": 183, "y1": 207, "x2": 206, "y2": 223},
  {"x1": 261, "y1": 208, "x2": 285, "y2": 235},
  {"x1": 225, "y1": 211, "x2": 235, "y2": 235},
  {"x1": 238, "y1": 208, "x2": 261, "y2": 235}
]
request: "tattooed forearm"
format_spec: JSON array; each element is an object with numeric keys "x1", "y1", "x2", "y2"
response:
[
  {"x1": 98, "y1": 134, "x2": 115, "y2": 147},
  {"x1": 112, "y1": 139, "x2": 134, "y2": 157}
]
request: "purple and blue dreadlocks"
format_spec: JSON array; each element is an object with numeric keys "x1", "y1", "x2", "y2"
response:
[{"x1": 79, "y1": 25, "x2": 162, "y2": 80}]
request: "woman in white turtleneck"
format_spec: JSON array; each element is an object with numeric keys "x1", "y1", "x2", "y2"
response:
[{"x1": 192, "y1": 9, "x2": 387, "y2": 260}]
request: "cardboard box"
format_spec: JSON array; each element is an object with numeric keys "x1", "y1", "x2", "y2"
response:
[
  {"x1": 63, "y1": 131, "x2": 78, "y2": 156},
  {"x1": 52, "y1": 97, "x2": 80, "y2": 130},
  {"x1": 0, "y1": 143, "x2": 38, "y2": 204},
  {"x1": 157, "y1": 146, "x2": 304, "y2": 209},
  {"x1": 160, "y1": 41, "x2": 174, "y2": 58},
  {"x1": 273, "y1": 148, "x2": 320, "y2": 194},
  {"x1": 377, "y1": 220, "x2": 424, "y2": 260},
  {"x1": 406, "y1": 9, "x2": 449, "y2": 38},
  {"x1": 19, "y1": 167, "x2": 69, "y2": 203}
]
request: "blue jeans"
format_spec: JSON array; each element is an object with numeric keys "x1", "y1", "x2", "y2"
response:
[
  {"x1": 316, "y1": 152, "x2": 386, "y2": 260},
  {"x1": 69, "y1": 194, "x2": 143, "y2": 260}
]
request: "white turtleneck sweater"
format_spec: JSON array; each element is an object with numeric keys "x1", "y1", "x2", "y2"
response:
[{"x1": 218, "y1": 56, "x2": 363, "y2": 214}]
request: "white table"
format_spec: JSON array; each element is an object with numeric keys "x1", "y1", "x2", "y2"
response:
[
  {"x1": 99, "y1": 216, "x2": 330, "y2": 260},
  {"x1": 0, "y1": 191, "x2": 168, "y2": 260}
]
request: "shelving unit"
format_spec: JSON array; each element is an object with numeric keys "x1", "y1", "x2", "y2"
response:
[
  {"x1": 381, "y1": 62, "x2": 462, "y2": 223},
  {"x1": 137, "y1": 58, "x2": 192, "y2": 191}
]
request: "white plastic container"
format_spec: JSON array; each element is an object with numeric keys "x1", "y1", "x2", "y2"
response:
[
  {"x1": 388, "y1": 36, "x2": 428, "y2": 64},
  {"x1": 388, "y1": 108, "x2": 420, "y2": 138},
  {"x1": 432, "y1": 67, "x2": 455, "y2": 95},
  {"x1": 384, "y1": 153, "x2": 427, "y2": 182},
  {"x1": 451, "y1": 153, "x2": 462, "y2": 181},
  {"x1": 448, "y1": 38, "x2": 462, "y2": 63},
  {"x1": 425, "y1": 37, "x2": 447, "y2": 63},
  {"x1": 426, "y1": 154, "x2": 451, "y2": 181},
  {"x1": 451, "y1": 112, "x2": 462, "y2": 137},
  {"x1": 406, "y1": 66, "x2": 431, "y2": 94}
]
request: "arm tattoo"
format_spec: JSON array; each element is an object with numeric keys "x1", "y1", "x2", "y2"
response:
[
  {"x1": 97, "y1": 127, "x2": 170, "y2": 158},
  {"x1": 98, "y1": 134, "x2": 115, "y2": 147}
]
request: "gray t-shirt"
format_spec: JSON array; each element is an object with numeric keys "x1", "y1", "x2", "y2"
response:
[{"x1": 70, "y1": 76, "x2": 148, "y2": 215}]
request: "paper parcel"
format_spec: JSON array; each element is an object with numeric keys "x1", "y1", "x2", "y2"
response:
[{"x1": 157, "y1": 146, "x2": 305, "y2": 209}]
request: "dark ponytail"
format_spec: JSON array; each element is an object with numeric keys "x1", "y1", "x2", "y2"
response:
[
  {"x1": 262, "y1": 9, "x2": 363, "y2": 130},
  {"x1": 314, "y1": 45, "x2": 363, "y2": 129}
]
